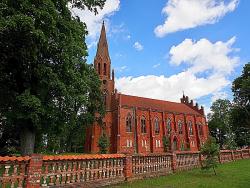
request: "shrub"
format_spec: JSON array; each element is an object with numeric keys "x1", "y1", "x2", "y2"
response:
[
  {"x1": 162, "y1": 136, "x2": 170, "y2": 152},
  {"x1": 200, "y1": 136, "x2": 220, "y2": 175},
  {"x1": 98, "y1": 133, "x2": 110, "y2": 154}
]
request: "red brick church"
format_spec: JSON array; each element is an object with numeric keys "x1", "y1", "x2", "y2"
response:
[{"x1": 85, "y1": 22, "x2": 209, "y2": 154}]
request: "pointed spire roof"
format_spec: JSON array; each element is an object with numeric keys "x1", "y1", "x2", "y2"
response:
[
  {"x1": 96, "y1": 21, "x2": 110, "y2": 60},
  {"x1": 100, "y1": 21, "x2": 107, "y2": 43}
]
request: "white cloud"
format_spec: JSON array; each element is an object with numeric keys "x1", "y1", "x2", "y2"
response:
[
  {"x1": 115, "y1": 53, "x2": 123, "y2": 58},
  {"x1": 169, "y1": 37, "x2": 238, "y2": 75},
  {"x1": 115, "y1": 66, "x2": 128, "y2": 72},
  {"x1": 154, "y1": 0, "x2": 239, "y2": 37},
  {"x1": 116, "y1": 37, "x2": 239, "y2": 110},
  {"x1": 70, "y1": 0, "x2": 120, "y2": 41},
  {"x1": 153, "y1": 63, "x2": 161, "y2": 68},
  {"x1": 116, "y1": 72, "x2": 229, "y2": 102},
  {"x1": 203, "y1": 104, "x2": 211, "y2": 116},
  {"x1": 110, "y1": 23, "x2": 125, "y2": 34},
  {"x1": 133, "y1": 42, "x2": 144, "y2": 51},
  {"x1": 211, "y1": 91, "x2": 228, "y2": 103},
  {"x1": 120, "y1": 66, "x2": 127, "y2": 71}
]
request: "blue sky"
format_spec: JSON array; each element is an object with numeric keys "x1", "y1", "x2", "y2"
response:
[{"x1": 71, "y1": 0, "x2": 250, "y2": 114}]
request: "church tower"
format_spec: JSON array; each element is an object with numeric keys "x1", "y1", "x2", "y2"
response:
[
  {"x1": 85, "y1": 22, "x2": 116, "y2": 153},
  {"x1": 94, "y1": 21, "x2": 115, "y2": 111}
]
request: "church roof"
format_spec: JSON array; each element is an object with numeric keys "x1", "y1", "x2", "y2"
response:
[{"x1": 119, "y1": 94, "x2": 202, "y2": 116}]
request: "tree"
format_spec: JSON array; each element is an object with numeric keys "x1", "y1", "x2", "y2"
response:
[
  {"x1": 162, "y1": 136, "x2": 170, "y2": 152},
  {"x1": 231, "y1": 63, "x2": 250, "y2": 147},
  {"x1": 0, "y1": 0, "x2": 105, "y2": 155},
  {"x1": 200, "y1": 137, "x2": 220, "y2": 175},
  {"x1": 232, "y1": 63, "x2": 250, "y2": 110},
  {"x1": 208, "y1": 99, "x2": 235, "y2": 149},
  {"x1": 98, "y1": 132, "x2": 109, "y2": 154},
  {"x1": 230, "y1": 106, "x2": 250, "y2": 147}
]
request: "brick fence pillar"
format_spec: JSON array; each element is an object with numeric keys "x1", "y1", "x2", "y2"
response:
[
  {"x1": 26, "y1": 154, "x2": 43, "y2": 188},
  {"x1": 240, "y1": 150, "x2": 244, "y2": 159},
  {"x1": 218, "y1": 152, "x2": 222, "y2": 163},
  {"x1": 124, "y1": 155, "x2": 133, "y2": 181},
  {"x1": 231, "y1": 150, "x2": 235, "y2": 161},
  {"x1": 171, "y1": 152, "x2": 177, "y2": 172}
]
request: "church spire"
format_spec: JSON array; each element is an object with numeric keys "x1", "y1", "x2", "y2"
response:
[
  {"x1": 96, "y1": 21, "x2": 110, "y2": 60},
  {"x1": 93, "y1": 22, "x2": 115, "y2": 111},
  {"x1": 94, "y1": 21, "x2": 111, "y2": 79}
]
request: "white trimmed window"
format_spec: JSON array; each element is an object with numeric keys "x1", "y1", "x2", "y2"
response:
[
  {"x1": 178, "y1": 120, "x2": 183, "y2": 134},
  {"x1": 126, "y1": 139, "x2": 133, "y2": 147},
  {"x1": 126, "y1": 139, "x2": 129, "y2": 147},
  {"x1": 166, "y1": 118, "x2": 171, "y2": 134},
  {"x1": 188, "y1": 121, "x2": 193, "y2": 135},
  {"x1": 156, "y1": 140, "x2": 161, "y2": 148},
  {"x1": 154, "y1": 118, "x2": 160, "y2": 134},
  {"x1": 141, "y1": 116, "x2": 147, "y2": 134},
  {"x1": 126, "y1": 114, "x2": 132, "y2": 133}
]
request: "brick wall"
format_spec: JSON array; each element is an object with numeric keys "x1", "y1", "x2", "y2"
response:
[
  {"x1": 116, "y1": 106, "x2": 209, "y2": 154},
  {"x1": 0, "y1": 149, "x2": 249, "y2": 188}
]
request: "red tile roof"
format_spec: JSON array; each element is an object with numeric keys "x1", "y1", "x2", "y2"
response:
[
  {"x1": 0, "y1": 156, "x2": 30, "y2": 162},
  {"x1": 43, "y1": 154, "x2": 125, "y2": 161},
  {"x1": 119, "y1": 94, "x2": 202, "y2": 115}
]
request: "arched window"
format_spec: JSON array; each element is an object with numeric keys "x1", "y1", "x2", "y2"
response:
[
  {"x1": 198, "y1": 123, "x2": 203, "y2": 135},
  {"x1": 166, "y1": 118, "x2": 171, "y2": 134},
  {"x1": 141, "y1": 116, "x2": 146, "y2": 134},
  {"x1": 180, "y1": 141, "x2": 185, "y2": 151},
  {"x1": 104, "y1": 63, "x2": 107, "y2": 75},
  {"x1": 103, "y1": 90, "x2": 108, "y2": 108},
  {"x1": 173, "y1": 137, "x2": 178, "y2": 151},
  {"x1": 154, "y1": 118, "x2": 160, "y2": 134},
  {"x1": 126, "y1": 114, "x2": 132, "y2": 133},
  {"x1": 98, "y1": 63, "x2": 101, "y2": 74},
  {"x1": 188, "y1": 121, "x2": 193, "y2": 135},
  {"x1": 178, "y1": 120, "x2": 183, "y2": 134}
]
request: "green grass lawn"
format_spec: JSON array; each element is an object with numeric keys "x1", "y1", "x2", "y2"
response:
[{"x1": 110, "y1": 159, "x2": 250, "y2": 188}]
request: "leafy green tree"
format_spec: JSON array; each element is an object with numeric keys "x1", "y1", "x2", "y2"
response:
[
  {"x1": 230, "y1": 107, "x2": 250, "y2": 147},
  {"x1": 231, "y1": 63, "x2": 250, "y2": 147},
  {"x1": 232, "y1": 63, "x2": 250, "y2": 110},
  {"x1": 208, "y1": 99, "x2": 235, "y2": 149},
  {"x1": 0, "y1": 0, "x2": 105, "y2": 155},
  {"x1": 200, "y1": 137, "x2": 220, "y2": 175}
]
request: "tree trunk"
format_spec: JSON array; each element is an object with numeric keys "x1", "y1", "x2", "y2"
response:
[
  {"x1": 213, "y1": 166, "x2": 217, "y2": 175},
  {"x1": 20, "y1": 127, "x2": 35, "y2": 156}
]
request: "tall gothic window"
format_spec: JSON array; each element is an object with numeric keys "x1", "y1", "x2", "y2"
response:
[
  {"x1": 173, "y1": 138, "x2": 178, "y2": 151},
  {"x1": 188, "y1": 121, "x2": 193, "y2": 135},
  {"x1": 103, "y1": 90, "x2": 108, "y2": 108},
  {"x1": 178, "y1": 120, "x2": 183, "y2": 135},
  {"x1": 198, "y1": 123, "x2": 203, "y2": 136},
  {"x1": 166, "y1": 118, "x2": 171, "y2": 134},
  {"x1": 104, "y1": 63, "x2": 107, "y2": 75},
  {"x1": 141, "y1": 116, "x2": 146, "y2": 134},
  {"x1": 126, "y1": 114, "x2": 132, "y2": 133},
  {"x1": 98, "y1": 63, "x2": 101, "y2": 74},
  {"x1": 154, "y1": 118, "x2": 160, "y2": 134}
]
